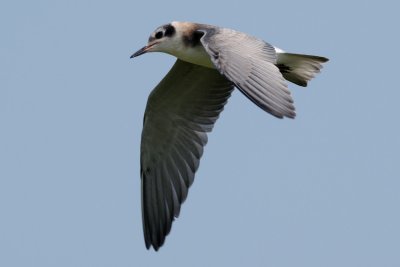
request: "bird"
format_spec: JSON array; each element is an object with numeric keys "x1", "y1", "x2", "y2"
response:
[{"x1": 130, "y1": 21, "x2": 328, "y2": 251}]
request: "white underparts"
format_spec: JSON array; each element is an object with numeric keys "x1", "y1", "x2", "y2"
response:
[{"x1": 173, "y1": 45, "x2": 215, "y2": 69}]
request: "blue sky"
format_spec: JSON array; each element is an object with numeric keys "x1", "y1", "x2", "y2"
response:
[{"x1": 1, "y1": 0, "x2": 399, "y2": 266}]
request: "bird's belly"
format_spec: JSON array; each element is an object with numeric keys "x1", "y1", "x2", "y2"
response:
[{"x1": 173, "y1": 46, "x2": 216, "y2": 69}]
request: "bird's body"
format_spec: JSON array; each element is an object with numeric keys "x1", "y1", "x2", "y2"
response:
[
  {"x1": 131, "y1": 21, "x2": 328, "y2": 251},
  {"x1": 173, "y1": 44, "x2": 214, "y2": 68}
]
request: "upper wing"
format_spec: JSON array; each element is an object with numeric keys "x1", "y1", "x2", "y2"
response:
[
  {"x1": 198, "y1": 27, "x2": 296, "y2": 119},
  {"x1": 141, "y1": 59, "x2": 234, "y2": 250}
]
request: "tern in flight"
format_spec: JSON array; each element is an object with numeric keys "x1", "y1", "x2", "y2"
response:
[{"x1": 131, "y1": 21, "x2": 328, "y2": 250}]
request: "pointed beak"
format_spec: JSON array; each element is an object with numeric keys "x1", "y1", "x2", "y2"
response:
[
  {"x1": 130, "y1": 42, "x2": 159, "y2": 58},
  {"x1": 130, "y1": 46, "x2": 148, "y2": 58}
]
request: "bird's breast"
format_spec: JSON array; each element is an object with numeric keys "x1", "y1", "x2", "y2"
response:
[{"x1": 173, "y1": 45, "x2": 216, "y2": 69}]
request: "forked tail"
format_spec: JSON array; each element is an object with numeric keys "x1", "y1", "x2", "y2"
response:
[{"x1": 276, "y1": 52, "x2": 329, "y2": 87}]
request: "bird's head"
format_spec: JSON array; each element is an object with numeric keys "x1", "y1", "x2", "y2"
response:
[{"x1": 131, "y1": 22, "x2": 185, "y2": 58}]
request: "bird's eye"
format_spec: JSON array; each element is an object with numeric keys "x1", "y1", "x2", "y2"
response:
[{"x1": 155, "y1": 31, "x2": 163, "y2": 39}]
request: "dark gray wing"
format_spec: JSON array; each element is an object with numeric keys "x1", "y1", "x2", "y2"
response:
[
  {"x1": 141, "y1": 59, "x2": 234, "y2": 250},
  {"x1": 198, "y1": 27, "x2": 296, "y2": 118}
]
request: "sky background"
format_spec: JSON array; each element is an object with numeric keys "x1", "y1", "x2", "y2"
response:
[{"x1": 1, "y1": 0, "x2": 400, "y2": 266}]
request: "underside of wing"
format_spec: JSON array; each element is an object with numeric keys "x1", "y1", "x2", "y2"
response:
[
  {"x1": 141, "y1": 59, "x2": 234, "y2": 250},
  {"x1": 199, "y1": 27, "x2": 296, "y2": 119}
]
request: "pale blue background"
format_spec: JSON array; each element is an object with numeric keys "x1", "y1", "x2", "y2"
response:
[{"x1": 1, "y1": 0, "x2": 399, "y2": 266}]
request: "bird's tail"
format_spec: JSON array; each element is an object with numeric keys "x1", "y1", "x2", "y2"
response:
[{"x1": 276, "y1": 52, "x2": 329, "y2": 87}]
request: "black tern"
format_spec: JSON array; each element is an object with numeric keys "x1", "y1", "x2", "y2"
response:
[{"x1": 131, "y1": 21, "x2": 328, "y2": 250}]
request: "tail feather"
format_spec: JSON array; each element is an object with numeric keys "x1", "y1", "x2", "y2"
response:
[{"x1": 276, "y1": 52, "x2": 329, "y2": 87}]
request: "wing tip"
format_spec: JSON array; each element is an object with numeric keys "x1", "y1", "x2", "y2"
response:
[
  {"x1": 287, "y1": 112, "x2": 296, "y2": 119},
  {"x1": 144, "y1": 229, "x2": 166, "y2": 251}
]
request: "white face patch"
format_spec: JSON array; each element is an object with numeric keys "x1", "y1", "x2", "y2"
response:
[{"x1": 149, "y1": 32, "x2": 184, "y2": 54}]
